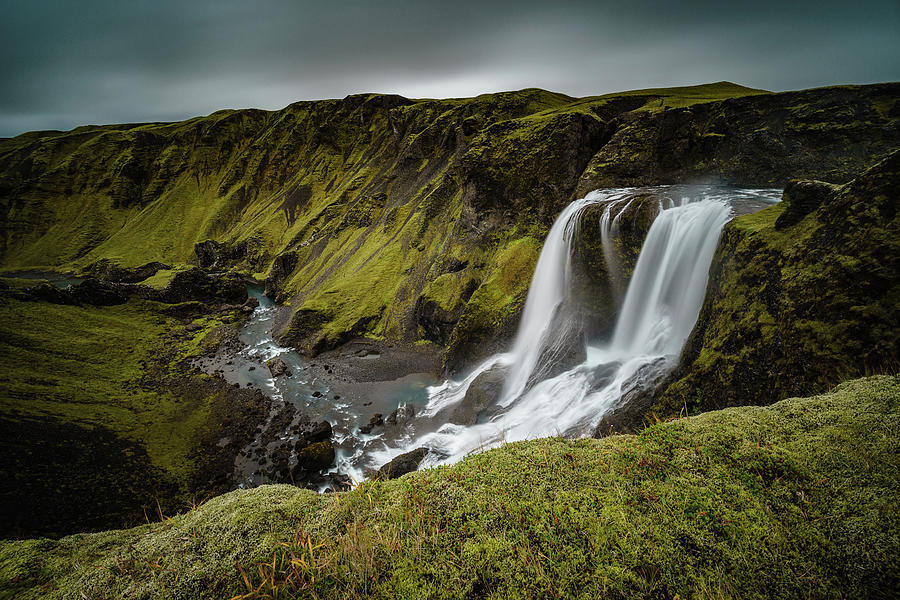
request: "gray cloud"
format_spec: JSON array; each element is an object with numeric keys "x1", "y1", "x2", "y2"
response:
[{"x1": 1, "y1": 0, "x2": 898, "y2": 137}]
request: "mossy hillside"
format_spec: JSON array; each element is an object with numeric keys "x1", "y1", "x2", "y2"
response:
[
  {"x1": 3, "y1": 84, "x2": 897, "y2": 366},
  {"x1": 659, "y1": 151, "x2": 899, "y2": 415},
  {"x1": 575, "y1": 82, "x2": 900, "y2": 193},
  {"x1": 0, "y1": 297, "x2": 268, "y2": 537},
  {"x1": 2, "y1": 375, "x2": 897, "y2": 599}
]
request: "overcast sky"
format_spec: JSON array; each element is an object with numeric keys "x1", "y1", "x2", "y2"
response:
[{"x1": 1, "y1": 0, "x2": 898, "y2": 137}]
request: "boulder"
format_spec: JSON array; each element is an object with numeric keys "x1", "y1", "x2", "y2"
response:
[
  {"x1": 775, "y1": 179, "x2": 839, "y2": 230},
  {"x1": 358, "y1": 413, "x2": 384, "y2": 434},
  {"x1": 385, "y1": 404, "x2": 416, "y2": 428},
  {"x1": 68, "y1": 278, "x2": 129, "y2": 306},
  {"x1": 266, "y1": 357, "x2": 292, "y2": 378},
  {"x1": 453, "y1": 366, "x2": 506, "y2": 425},
  {"x1": 294, "y1": 420, "x2": 332, "y2": 453},
  {"x1": 376, "y1": 447, "x2": 429, "y2": 480},
  {"x1": 293, "y1": 441, "x2": 335, "y2": 477}
]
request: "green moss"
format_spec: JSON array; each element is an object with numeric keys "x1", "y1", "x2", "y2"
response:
[
  {"x1": 0, "y1": 297, "x2": 266, "y2": 536},
  {"x1": 2, "y1": 375, "x2": 897, "y2": 599},
  {"x1": 2, "y1": 83, "x2": 896, "y2": 361},
  {"x1": 136, "y1": 264, "x2": 190, "y2": 290}
]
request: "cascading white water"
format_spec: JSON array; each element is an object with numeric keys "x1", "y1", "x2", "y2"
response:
[
  {"x1": 610, "y1": 200, "x2": 731, "y2": 356},
  {"x1": 499, "y1": 196, "x2": 595, "y2": 405},
  {"x1": 367, "y1": 186, "x2": 780, "y2": 472}
]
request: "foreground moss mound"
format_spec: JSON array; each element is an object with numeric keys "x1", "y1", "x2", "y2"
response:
[{"x1": 2, "y1": 375, "x2": 896, "y2": 599}]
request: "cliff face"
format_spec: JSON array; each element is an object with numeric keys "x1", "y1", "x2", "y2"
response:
[
  {"x1": 658, "y1": 151, "x2": 900, "y2": 415},
  {"x1": 2, "y1": 82, "x2": 898, "y2": 369}
]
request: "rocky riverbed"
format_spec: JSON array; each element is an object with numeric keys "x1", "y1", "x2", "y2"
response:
[{"x1": 193, "y1": 285, "x2": 441, "y2": 490}]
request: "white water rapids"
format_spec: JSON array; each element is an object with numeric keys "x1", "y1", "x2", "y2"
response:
[{"x1": 365, "y1": 186, "x2": 780, "y2": 474}]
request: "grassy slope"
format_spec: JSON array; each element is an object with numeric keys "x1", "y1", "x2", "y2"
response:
[
  {"x1": 0, "y1": 297, "x2": 267, "y2": 536},
  {"x1": 0, "y1": 374, "x2": 896, "y2": 599},
  {"x1": 9, "y1": 82, "x2": 870, "y2": 368},
  {"x1": 1, "y1": 298, "x2": 211, "y2": 479}
]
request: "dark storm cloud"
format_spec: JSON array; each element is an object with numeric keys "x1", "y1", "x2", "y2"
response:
[{"x1": 1, "y1": 0, "x2": 898, "y2": 137}]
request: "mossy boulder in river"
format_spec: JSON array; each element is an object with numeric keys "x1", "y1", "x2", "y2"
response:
[{"x1": 658, "y1": 151, "x2": 900, "y2": 414}]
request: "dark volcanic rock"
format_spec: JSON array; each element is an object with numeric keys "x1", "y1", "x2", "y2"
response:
[
  {"x1": 377, "y1": 447, "x2": 429, "y2": 480},
  {"x1": 266, "y1": 356, "x2": 292, "y2": 378},
  {"x1": 571, "y1": 195, "x2": 660, "y2": 341},
  {"x1": 576, "y1": 83, "x2": 900, "y2": 193},
  {"x1": 294, "y1": 420, "x2": 333, "y2": 453},
  {"x1": 359, "y1": 413, "x2": 384, "y2": 434},
  {"x1": 159, "y1": 268, "x2": 246, "y2": 304},
  {"x1": 453, "y1": 366, "x2": 506, "y2": 425},
  {"x1": 194, "y1": 240, "x2": 221, "y2": 269},
  {"x1": 23, "y1": 282, "x2": 77, "y2": 305},
  {"x1": 775, "y1": 179, "x2": 840, "y2": 230},
  {"x1": 385, "y1": 404, "x2": 416, "y2": 428},
  {"x1": 86, "y1": 259, "x2": 171, "y2": 283},
  {"x1": 293, "y1": 441, "x2": 336, "y2": 477},
  {"x1": 264, "y1": 251, "x2": 298, "y2": 300},
  {"x1": 68, "y1": 278, "x2": 129, "y2": 305}
]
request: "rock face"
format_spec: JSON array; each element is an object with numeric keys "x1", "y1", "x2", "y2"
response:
[
  {"x1": 658, "y1": 151, "x2": 900, "y2": 414},
  {"x1": 85, "y1": 259, "x2": 171, "y2": 284},
  {"x1": 158, "y1": 268, "x2": 246, "y2": 304},
  {"x1": 570, "y1": 195, "x2": 660, "y2": 341},
  {"x1": 12, "y1": 268, "x2": 249, "y2": 308},
  {"x1": 774, "y1": 179, "x2": 840, "y2": 230},
  {"x1": 263, "y1": 251, "x2": 298, "y2": 301},
  {"x1": 377, "y1": 447, "x2": 429, "y2": 480},
  {"x1": 575, "y1": 83, "x2": 900, "y2": 193}
]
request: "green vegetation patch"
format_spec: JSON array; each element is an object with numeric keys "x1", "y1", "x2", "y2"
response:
[
  {"x1": 1, "y1": 375, "x2": 896, "y2": 599},
  {"x1": 0, "y1": 297, "x2": 267, "y2": 537}
]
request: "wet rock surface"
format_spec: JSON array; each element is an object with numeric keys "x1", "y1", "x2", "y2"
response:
[
  {"x1": 377, "y1": 447, "x2": 429, "y2": 480},
  {"x1": 266, "y1": 356, "x2": 291, "y2": 377},
  {"x1": 453, "y1": 366, "x2": 506, "y2": 425}
]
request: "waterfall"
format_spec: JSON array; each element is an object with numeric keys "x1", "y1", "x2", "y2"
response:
[
  {"x1": 610, "y1": 200, "x2": 731, "y2": 356},
  {"x1": 368, "y1": 185, "x2": 780, "y2": 472},
  {"x1": 499, "y1": 196, "x2": 595, "y2": 405}
]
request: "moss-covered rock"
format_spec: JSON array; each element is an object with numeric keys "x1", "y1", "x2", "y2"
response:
[
  {"x1": 1, "y1": 375, "x2": 896, "y2": 599},
  {"x1": 658, "y1": 151, "x2": 899, "y2": 415},
  {"x1": 576, "y1": 82, "x2": 900, "y2": 192}
]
